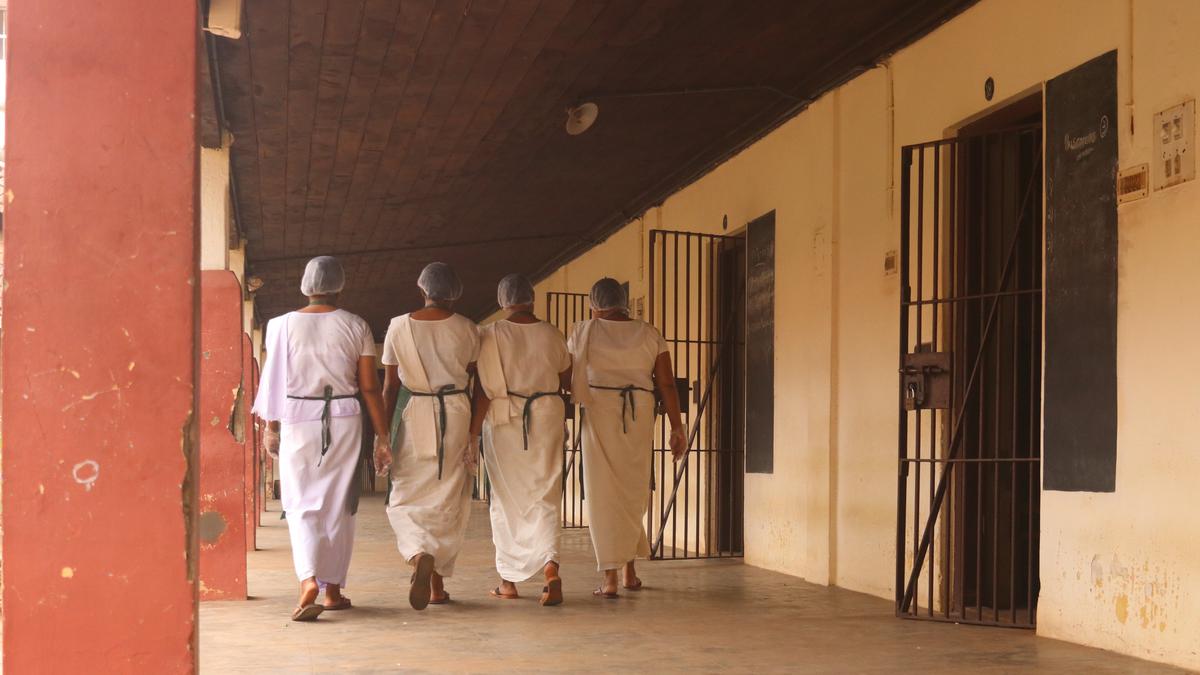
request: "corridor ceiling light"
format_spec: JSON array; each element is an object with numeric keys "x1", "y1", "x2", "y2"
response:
[{"x1": 565, "y1": 102, "x2": 599, "y2": 136}]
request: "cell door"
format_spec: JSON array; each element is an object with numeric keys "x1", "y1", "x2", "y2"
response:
[
  {"x1": 896, "y1": 121, "x2": 1043, "y2": 627},
  {"x1": 647, "y1": 230, "x2": 745, "y2": 560}
]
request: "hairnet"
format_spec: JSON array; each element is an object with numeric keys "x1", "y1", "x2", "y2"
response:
[
  {"x1": 496, "y1": 273, "x2": 535, "y2": 308},
  {"x1": 417, "y1": 262, "x2": 464, "y2": 302},
  {"x1": 299, "y1": 256, "x2": 346, "y2": 296},
  {"x1": 589, "y1": 277, "x2": 627, "y2": 311}
]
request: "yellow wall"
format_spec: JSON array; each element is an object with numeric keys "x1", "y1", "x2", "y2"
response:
[
  {"x1": 524, "y1": 0, "x2": 1199, "y2": 668},
  {"x1": 200, "y1": 141, "x2": 232, "y2": 272}
]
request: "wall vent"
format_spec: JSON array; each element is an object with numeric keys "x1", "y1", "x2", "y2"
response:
[{"x1": 1117, "y1": 164, "x2": 1149, "y2": 204}]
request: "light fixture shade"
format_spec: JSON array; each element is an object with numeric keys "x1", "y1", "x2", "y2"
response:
[{"x1": 565, "y1": 102, "x2": 599, "y2": 136}]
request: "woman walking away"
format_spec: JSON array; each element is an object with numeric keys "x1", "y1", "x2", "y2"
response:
[
  {"x1": 253, "y1": 256, "x2": 391, "y2": 622},
  {"x1": 470, "y1": 274, "x2": 571, "y2": 606},
  {"x1": 569, "y1": 277, "x2": 686, "y2": 598},
  {"x1": 381, "y1": 262, "x2": 480, "y2": 610}
]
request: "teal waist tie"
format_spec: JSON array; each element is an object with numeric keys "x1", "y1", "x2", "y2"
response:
[
  {"x1": 588, "y1": 383, "x2": 654, "y2": 434},
  {"x1": 405, "y1": 384, "x2": 469, "y2": 480},
  {"x1": 506, "y1": 390, "x2": 563, "y2": 450},
  {"x1": 287, "y1": 384, "x2": 359, "y2": 466}
]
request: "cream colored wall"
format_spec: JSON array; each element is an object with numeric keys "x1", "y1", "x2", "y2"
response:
[
  {"x1": 525, "y1": 0, "x2": 1198, "y2": 668},
  {"x1": 200, "y1": 139, "x2": 232, "y2": 272}
]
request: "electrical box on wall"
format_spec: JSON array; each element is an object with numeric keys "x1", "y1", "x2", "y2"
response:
[{"x1": 1153, "y1": 99, "x2": 1195, "y2": 190}]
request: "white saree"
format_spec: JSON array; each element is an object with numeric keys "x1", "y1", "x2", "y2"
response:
[
  {"x1": 382, "y1": 313, "x2": 479, "y2": 577},
  {"x1": 478, "y1": 320, "x2": 569, "y2": 582},
  {"x1": 569, "y1": 318, "x2": 669, "y2": 571}
]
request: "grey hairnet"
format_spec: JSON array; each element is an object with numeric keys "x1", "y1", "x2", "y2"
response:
[
  {"x1": 589, "y1": 277, "x2": 627, "y2": 311},
  {"x1": 300, "y1": 256, "x2": 346, "y2": 296},
  {"x1": 497, "y1": 273, "x2": 535, "y2": 308},
  {"x1": 417, "y1": 262, "x2": 464, "y2": 302}
]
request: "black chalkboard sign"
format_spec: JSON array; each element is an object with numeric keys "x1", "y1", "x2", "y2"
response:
[
  {"x1": 1044, "y1": 50, "x2": 1118, "y2": 492},
  {"x1": 745, "y1": 212, "x2": 775, "y2": 474}
]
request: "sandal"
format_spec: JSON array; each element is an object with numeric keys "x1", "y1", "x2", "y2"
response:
[
  {"x1": 323, "y1": 596, "x2": 353, "y2": 611},
  {"x1": 541, "y1": 578, "x2": 563, "y2": 606},
  {"x1": 428, "y1": 591, "x2": 451, "y2": 605},
  {"x1": 489, "y1": 587, "x2": 519, "y2": 600},
  {"x1": 623, "y1": 578, "x2": 643, "y2": 591},
  {"x1": 409, "y1": 553, "x2": 435, "y2": 611},
  {"x1": 592, "y1": 587, "x2": 619, "y2": 599},
  {"x1": 291, "y1": 604, "x2": 324, "y2": 622}
]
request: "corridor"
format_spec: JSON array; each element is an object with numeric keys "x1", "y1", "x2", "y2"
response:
[{"x1": 199, "y1": 497, "x2": 1180, "y2": 674}]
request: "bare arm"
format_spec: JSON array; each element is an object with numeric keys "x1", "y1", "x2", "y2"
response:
[
  {"x1": 559, "y1": 365, "x2": 572, "y2": 395},
  {"x1": 469, "y1": 374, "x2": 491, "y2": 438},
  {"x1": 357, "y1": 356, "x2": 389, "y2": 440},
  {"x1": 382, "y1": 365, "x2": 401, "y2": 423},
  {"x1": 653, "y1": 352, "x2": 687, "y2": 459},
  {"x1": 374, "y1": 364, "x2": 402, "y2": 475}
]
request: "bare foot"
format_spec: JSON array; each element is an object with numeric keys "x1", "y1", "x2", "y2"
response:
[
  {"x1": 623, "y1": 561, "x2": 642, "y2": 590},
  {"x1": 595, "y1": 569, "x2": 619, "y2": 596},
  {"x1": 323, "y1": 583, "x2": 352, "y2": 610},
  {"x1": 490, "y1": 580, "x2": 519, "y2": 599},
  {"x1": 297, "y1": 577, "x2": 319, "y2": 608}
]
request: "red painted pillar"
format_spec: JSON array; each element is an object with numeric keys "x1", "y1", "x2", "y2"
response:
[
  {"x1": 1, "y1": 1, "x2": 198, "y2": 671},
  {"x1": 199, "y1": 271, "x2": 248, "y2": 599},
  {"x1": 243, "y1": 332, "x2": 258, "y2": 552}
]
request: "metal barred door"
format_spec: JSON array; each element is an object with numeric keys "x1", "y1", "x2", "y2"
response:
[
  {"x1": 545, "y1": 292, "x2": 590, "y2": 528},
  {"x1": 647, "y1": 230, "x2": 745, "y2": 560},
  {"x1": 897, "y1": 123, "x2": 1042, "y2": 627}
]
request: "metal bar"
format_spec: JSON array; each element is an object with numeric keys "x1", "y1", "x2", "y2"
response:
[
  {"x1": 684, "y1": 234, "x2": 692, "y2": 558},
  {"x1": 975, "y1": 136, "x2": 989, "y2": 624},
  {"x1": 944, "y1": 141, "x2": 957, "y2": 620},
  {"x1": 914, "y1": 147, "x2": 925, "y2": 615},
  {"x1": 700, "y1": 236, "x2": 710, "y2": 557},
  {"x1": 901, "y1": 457, "x2": 1039, "y2": 464},
  {"x1": 896, "y1": 146, "x2": 913, "y2": 612},
  {"x1": 900, "y1": 123, "x2": 1041, "y2": 151},
  {"x1": 671, "y1": 232, "x2": 680, "y2": 556},
  {"x1": 903, "y1": 288, "x2": 1041, "y2": 307},
  {"x1": 929, "y1": 144, "x2": 941, "y2": 616}
]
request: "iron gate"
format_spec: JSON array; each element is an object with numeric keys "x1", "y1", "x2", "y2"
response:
[
  {"x1": 647, "y1": 230, "x2": 745, "y2": 560},
  {"x1": 897, "y1": 124, "x2": 1043, "y2": 627},
  {"x1": 545, "y1": 291, "x2": 590, "y2": 528}
]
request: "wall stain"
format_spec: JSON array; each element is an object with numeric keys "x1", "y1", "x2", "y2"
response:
[
  {"x1": 1115, "y1": 593, "x2": 1129, "y2": 623},
  {"x1": 198, "y1": 511, "x2": 227, "y2": 544}
]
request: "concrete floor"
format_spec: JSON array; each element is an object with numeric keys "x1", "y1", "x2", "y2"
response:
[{"x1": 200, "y1": 496, "x2": 1183, "y2": 674}]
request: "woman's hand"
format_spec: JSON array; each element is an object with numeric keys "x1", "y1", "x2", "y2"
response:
[
  {"x1": 373, "y1": 436, "x2": 392, "y2": 477},
  {"x1": 669, "y1": 425, "x2": 687, "y2": 460},
  {"x1": 264, "y1": 426, "x2": 280, "y2": 459},
  {"x1": 464, "y1": 436, "x2": 481, "y2": 475}
]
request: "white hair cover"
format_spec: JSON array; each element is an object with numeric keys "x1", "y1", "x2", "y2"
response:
[{"x1": 300, "y1": 256, "x2": 346, "y2": 296}]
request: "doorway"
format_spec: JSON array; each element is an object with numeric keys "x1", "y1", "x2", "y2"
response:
[{"x1": 896, "y1": 95, "x2": 1043, "y2": 627}]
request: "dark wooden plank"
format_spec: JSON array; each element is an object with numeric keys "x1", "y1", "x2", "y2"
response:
[
  {"x1": 353, "y1": 0, "x2": 478, "y2": 250},
  {"x1": 301, "y1": 0, "x2": 367, "y2": 252},
  {"x1": 245, "y1": 0, "x2": 292, "y2": 255},
  {"x1": 335, "y1": 0, "x2": 438, "y2": 245},
  {"x1": 1043, "y1": 50, "x2": 1118, "y2": 493},
  {"x1": 745, "y1": 212, "x2": 776, "y2": 474},
  {"x1": 316, "y1": 0, "x2": 404, "y2": 250},
  {"x1": 284, "y1": 0, "x2": 328, "y2": 255}
]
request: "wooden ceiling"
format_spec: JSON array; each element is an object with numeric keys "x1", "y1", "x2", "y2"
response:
[{"x1": 213, "y1": 0, "x2": 975, "y2": 333}]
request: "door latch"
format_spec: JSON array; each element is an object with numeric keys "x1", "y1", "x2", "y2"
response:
[{"x1": 900, "y1": 352, "x2": 951, "y2": 410}]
